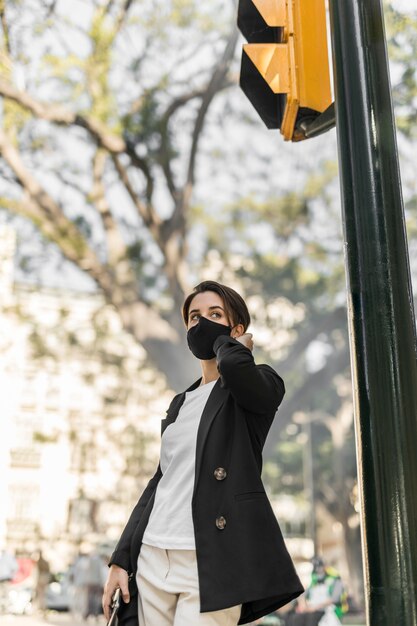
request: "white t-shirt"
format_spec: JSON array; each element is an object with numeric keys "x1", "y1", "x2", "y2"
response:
[{"x1": 142, "y1": 379, "x2": 217, "y2": 550}]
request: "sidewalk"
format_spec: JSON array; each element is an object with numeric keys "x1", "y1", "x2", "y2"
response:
[{"x1": 0, "y1": 613, "x2": 106, "y2": 626}]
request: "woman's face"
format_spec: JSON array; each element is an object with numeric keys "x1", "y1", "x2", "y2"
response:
[{"x1": 187, "y1": 291, "x2": 232, "y2": 330}]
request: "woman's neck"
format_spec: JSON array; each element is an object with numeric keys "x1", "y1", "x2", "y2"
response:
[{"x1": 200, "y1": 359, "x2": 220, "y2": 386}]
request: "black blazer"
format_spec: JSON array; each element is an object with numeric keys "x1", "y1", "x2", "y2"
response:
[{"x1": 110, "y1": 335, "x2": 304, "y2": 625}]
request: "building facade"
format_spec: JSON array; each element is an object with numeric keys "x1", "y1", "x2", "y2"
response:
[{"x1": 0, "y1": 226, "x2": 170, "y2": 571}]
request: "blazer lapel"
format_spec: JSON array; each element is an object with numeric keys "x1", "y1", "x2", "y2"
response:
[
  {"x1": 161, "y1": 377, "x2": 202, "y2": 435},
  {"x1": 161, "y1": 377, "x2": 229, "y2": 485},
  {"x1": 194, "y1": 378, "x2": 229, "y2": 486}
]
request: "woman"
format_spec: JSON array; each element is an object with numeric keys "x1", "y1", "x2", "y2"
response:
[{"x1": 103, "y1": 281, "x2": 303, "y2": 626}]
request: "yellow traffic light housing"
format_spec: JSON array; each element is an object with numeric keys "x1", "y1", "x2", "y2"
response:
[{"x1": 238, "y1": 0, "x2": 333, "y2": 141}]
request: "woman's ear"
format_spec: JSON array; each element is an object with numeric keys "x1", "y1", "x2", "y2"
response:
[{"x1": 231, "y1": 324, "x2": 245, "y2": 338}]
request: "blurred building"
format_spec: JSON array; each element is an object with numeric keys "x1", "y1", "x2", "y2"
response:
[
  {"x1": 0, "y1": 226, "x2": 170, "y2": 571},
  {"x1": 269, "y1": 494, "x2": 315, "y2": 586}
]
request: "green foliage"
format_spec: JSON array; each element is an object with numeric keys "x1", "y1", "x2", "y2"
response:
[
  {"x1": 87, "y1": 9, "x2": 118, "y2": 125},
  {"x1": 3, "y1": 100, "x2": 30, "y2": 138},
  {"x1": 136, "y1": 0, "x2": 224, "y2": 37},
  {"x1": 121, "y1": 426, "x2": 157, "y2": 477},
  {"x1": 28, "y1": 328, "x2": 53, "y2": 359},
  {"x1": 126, "y1": 240, "x2": 145, "y2": 276},
  {"x1": 263, "y1": 435, "x2": 304, "y2": 495},
  {"x1": 385, "y1": 2, "x2": 417, "y2": 137},
  {"x1": 122, "y1": 89, "x2": 164, "y2": 156},
  {"x1": 33, "y1": 431, "x2": 59, "y2": 444},
  {"x1": 229, "y1": 193, "x2": 309, "y2": 238},
  {"x1": 197, "y1": 159, "x2": 344, "y2": 309},
  {"x1": 74, "y1": 215, "x2": 93, "y2": 239}
]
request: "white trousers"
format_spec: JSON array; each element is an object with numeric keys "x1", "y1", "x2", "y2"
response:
[{"x1": 136, "y1": 544, "x2": 241, "y2": 626}]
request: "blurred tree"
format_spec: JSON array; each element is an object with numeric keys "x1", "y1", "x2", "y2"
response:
[
  {"x1": 385, "y1": 3, "x2": 417, "y2": 138},
  {"x1": 384, "y1": 2, "x2": 417, "y2": 277},
  {"x1": 0, "y1": 0, "x2": 238, "y2": 387},
  {"x1": 0, "y1": 0, "x2": 414, "y2": 390}
]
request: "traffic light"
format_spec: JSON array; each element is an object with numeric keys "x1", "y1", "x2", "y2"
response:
[{"x1": 238, "y1": 0, "x2": 333, "y2": 141}]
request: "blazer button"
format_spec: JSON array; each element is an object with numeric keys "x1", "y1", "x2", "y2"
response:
[
  {"x1": 214, "y1": 467, "x2": 227, "y2": 481},
  {"x1": 216, "y1": 516, "x2": 226, "y2": 530}
]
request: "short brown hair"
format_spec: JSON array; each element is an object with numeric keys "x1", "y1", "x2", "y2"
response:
[{"x1": 182, "y1": 281, "x2": 251, "y2": 331}]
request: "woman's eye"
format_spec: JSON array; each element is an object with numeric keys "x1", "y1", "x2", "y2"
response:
[
  {"x1": 211, "y1": 312, "x2": 221, "y2": 318},
  {"x1": 190, "y1": 314, "x2": 200, "y2": 321}
]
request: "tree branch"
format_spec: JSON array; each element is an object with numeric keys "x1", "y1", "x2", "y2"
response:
[
  {"x1": 114, "y1": 0, "x2": 134, "y2": 33},
  {"x1": 159, "y1": 86, "x2": 213, "y2": 205},
  {"x1": 0, "y1": 80, "x2": 175, "y2": 294},
  {"x1": 162, "y1": 27, "x2": 239, "y2": 238},
  {"x1": 0, "y1": 78, "x2": 125, "y2": 151},
  {"x1": 43, "y1": 0, "x2": 58, "y2": 18},
  {"x1": 52, "y1": 170, "x2": 89, "y2": 199},
  {"x1": 91, "y1": 149, "x2": 128, "y2": 266},
  {"x1": 0, "y1": 0, "x2": 11, "y2": 55},
  {"x1": 0, "y1": 78, "x2": 157, "y2": 200},
  {"x1": 0, "y1": 129, "x2": 190, "y2": 380},
  {"x1": 0, "y1": 128, "x2": 113, "y2": 290},
  {"x1": 159, "y1": 77, "x2": 236, "y2": 210},
  {"x1": 123, "y1": 138, "x2": 155, "y2": 202},
  {"x1": 158, "y1": 30, "x2": 238, "y2": 239},
  {"x1": 111, "y1": 154, "x2": 161, "y2": 241},
  {"x1": 185, "y1": 28, "x2": 239, "y2": 190}
]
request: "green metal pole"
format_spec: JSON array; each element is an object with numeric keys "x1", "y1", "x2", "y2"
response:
[{"x1": 328, "y1": 0, "x2": 417, "y2": 624}]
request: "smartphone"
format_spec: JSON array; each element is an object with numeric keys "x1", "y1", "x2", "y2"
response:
[{"x1": 107, "y1": 587, "x2": 121, "y2": 626}]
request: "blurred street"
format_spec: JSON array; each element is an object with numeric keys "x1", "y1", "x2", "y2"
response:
[
  {"x1": 0, "y1": 614, "x2": 106, "y2": 626},
  {"x1": 0, "y1": 613, "x2": 367, "y2": 626},
  {"x1": 0, "y1": 613, "x2": 107, "y2": 626}
]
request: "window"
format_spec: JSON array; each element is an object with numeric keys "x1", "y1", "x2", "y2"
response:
[{"x1": 8, "y1": 484, "x2": 40, "y2": 521}]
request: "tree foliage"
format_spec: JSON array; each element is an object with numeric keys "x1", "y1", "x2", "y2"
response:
[{"x1": 0, "y1": 0, "x2": 238, "y2": 387}]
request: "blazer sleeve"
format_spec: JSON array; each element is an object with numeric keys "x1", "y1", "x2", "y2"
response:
[
  {"x1": 213, "y1": 334, "x2": 285, "y2": 414},
  {"x1": 108, "y1": 464, "x2": 162, "y2": 572}
]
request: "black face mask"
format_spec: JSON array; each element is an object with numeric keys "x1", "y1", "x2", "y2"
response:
[{"x1": 187, "y1": 316, "x2": 232, "y2": 360}]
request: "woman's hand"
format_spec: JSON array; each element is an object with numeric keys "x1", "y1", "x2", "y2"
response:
[
  {"x1": 102, "y1": 564, "x2": 130, "y2": 622},
  {"x1": 235, "y1": 333, "x2": 254, "y2": 351}
]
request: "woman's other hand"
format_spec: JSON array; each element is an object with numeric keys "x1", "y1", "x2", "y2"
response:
[
  {"x1": 102, "y1": 564, "x2": 130, "y2": 621},
  {"x1": 235, "y1": 333, "x2": 254, "y2": 351}
]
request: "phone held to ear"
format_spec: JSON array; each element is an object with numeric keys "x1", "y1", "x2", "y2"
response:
[{"x1": 107, "y1": 587, "x2": 121, "y2": 626}]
